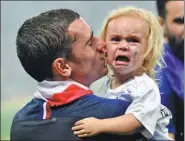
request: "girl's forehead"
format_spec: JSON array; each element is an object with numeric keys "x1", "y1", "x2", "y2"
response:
[{"x1": 106, "y1": 16, "x2": 149, "y2": 38}]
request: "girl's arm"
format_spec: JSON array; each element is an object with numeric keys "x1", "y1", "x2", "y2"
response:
[{"x1": 72, "y1": 113, "x2": 143, "y2": 137}]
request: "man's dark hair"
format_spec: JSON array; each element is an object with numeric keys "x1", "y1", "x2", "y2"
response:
[
  {"x1": 16, "y1": 9, "x2": 79, "y2": 82},
  {"x1": 156, "y1": 0, "x2": 170, "y2": 19}
]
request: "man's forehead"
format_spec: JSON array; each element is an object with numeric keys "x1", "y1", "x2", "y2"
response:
[
  {"x1": 68, "y1": 17, "x2": 91, "y2": 34},
  {"x1": 79, "y1": 17, "x2": 90, "y2": 27},
  {"x1": 166, "y1": 1, "x2": 184, "y2": 16}
]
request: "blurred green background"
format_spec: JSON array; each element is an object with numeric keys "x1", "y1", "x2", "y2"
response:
[{"x1": 1, "y1": 96, "x2": 31, "y2": 140}]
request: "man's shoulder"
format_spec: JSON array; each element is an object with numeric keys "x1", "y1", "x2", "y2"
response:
[
  {"x1": 90, "y1": 75, "x2": 110, "y2": 97},
  {"x1": 163, "y1": 43, "x2": 183, "y2": 66},
  {"x1": 12, "y1": 98, "x2": 45, "y2": 123}
]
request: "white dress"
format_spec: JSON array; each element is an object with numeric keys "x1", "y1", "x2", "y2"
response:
[{"x1": 91, "y1": 73, "x2": 173, "y2": 140}]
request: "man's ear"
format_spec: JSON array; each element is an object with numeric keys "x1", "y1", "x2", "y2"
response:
[
  {"x1": 157, "y1": 16, "x2": 167, "y2": 40},
  {"x1": 157, "y1": 16, "x2": 164, "y2": 25},
  {"x1": 52, "y1": 58, "x2": 72, "y2": 78}
]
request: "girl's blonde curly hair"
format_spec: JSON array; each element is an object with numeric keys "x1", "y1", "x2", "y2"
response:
[{"x1": 101, "y1": 6, "x2": 165, "y2": 82}]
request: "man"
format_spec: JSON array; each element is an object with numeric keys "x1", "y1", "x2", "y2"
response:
[
  {"x1": 156, "y1": 0, "x2": 184, "y2": 140},
  {"x1": 10, "y1": 9, "x2": 144, "y2": 140}
]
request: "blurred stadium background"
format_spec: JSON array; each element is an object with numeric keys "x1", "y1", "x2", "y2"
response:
[{"x1": 1, "y1": 1, "x2": 157, "y2": 139}]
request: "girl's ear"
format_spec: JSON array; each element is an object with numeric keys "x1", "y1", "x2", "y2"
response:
[{"x1": 145, "y1": 51, "x2": 153, "y2": 61}]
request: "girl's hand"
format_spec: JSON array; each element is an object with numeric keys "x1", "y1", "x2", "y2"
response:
[{"x1": 72, "y1": 117, "x2": 102, "y2": 138}]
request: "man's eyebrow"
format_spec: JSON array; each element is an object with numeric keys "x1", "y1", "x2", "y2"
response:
[{"x1": 85, "y1": 29, "x2": 93, "y2": 45}]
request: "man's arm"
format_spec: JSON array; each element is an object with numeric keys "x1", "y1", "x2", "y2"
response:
[{"x1": 157, "y1": 70, "x2": 176, "y2": 139}]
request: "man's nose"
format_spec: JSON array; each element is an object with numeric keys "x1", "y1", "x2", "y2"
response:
[{"x1": 96, "y1": 39, "x2": 106, "y2": 54}]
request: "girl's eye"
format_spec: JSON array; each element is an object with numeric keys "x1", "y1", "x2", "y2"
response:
[
  {"x1": 127, "y1": 38, "x2": 139, "y2": 43},
  {"x1": 111, "y1": 37, "x2": 121, "y2": 42}
]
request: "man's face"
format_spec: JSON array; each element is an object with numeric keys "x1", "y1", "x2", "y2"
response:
[
  {"x1": 164, "y1": 1, "x2": 184, "y2": 40},
  {"x1": 164, "y1": 1, "x2": 184, "y2": 61},
  {"x1": 67, "y1": 18, "x2": 108, "y2": 87}
]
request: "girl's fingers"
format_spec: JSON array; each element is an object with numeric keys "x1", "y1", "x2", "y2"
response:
[
  {"x1": 73, "y1": 129, "x2": 86, "y2": 135},
  {"x1": 74, "y1": 120, "x2": 84, "y2": 126},
  {"x1": 72, "y1": 125, "x2": 83, "y2": 131},
  {"x1": 78, "y1": 133, "x2": 89, "y2": 138}
]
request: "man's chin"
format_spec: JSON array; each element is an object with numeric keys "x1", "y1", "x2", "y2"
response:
[
  {"x1": 92, "y1": 68, "x2": 108, "y2": 83},
  {"x1": 103, "y1": 67, "x2": 108, "y2": 75},
  {"x1": 98, "y1": 68, "x2": 108, "y2": 79},
  {"x1": 168, "y1": 34, "x2": 184, "y2": 61}
]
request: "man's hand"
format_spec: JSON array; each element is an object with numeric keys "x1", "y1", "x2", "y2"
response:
[{"x1": 72, "y1": 117, "x2": 102, "y2": 137}]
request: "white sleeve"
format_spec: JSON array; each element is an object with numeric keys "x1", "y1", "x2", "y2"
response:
[{"x1": 125, "y1": 82, "x2": 161, "y2": 139}]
